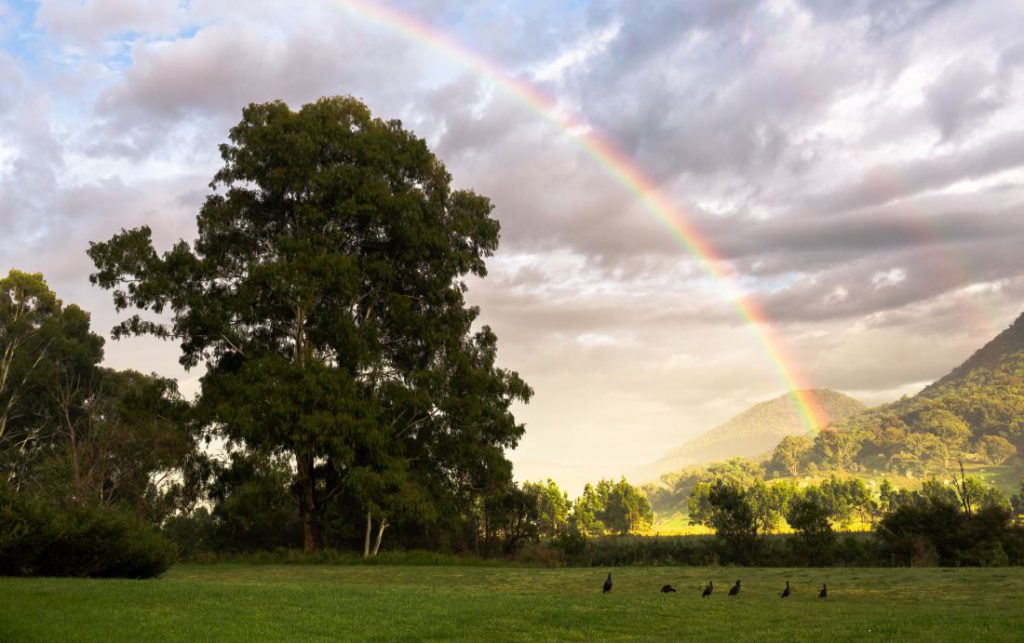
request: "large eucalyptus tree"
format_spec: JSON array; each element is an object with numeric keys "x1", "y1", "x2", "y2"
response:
[{"x1": 89, "y1": 97, "x2": 531, "y2": 552}]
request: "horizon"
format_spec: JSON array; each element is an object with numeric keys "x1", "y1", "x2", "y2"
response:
[{"x1": 2, "y1": 0, "x2": 1023, "y2": 497}]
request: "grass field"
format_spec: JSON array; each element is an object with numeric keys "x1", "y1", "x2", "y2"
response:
[{"x1": 4, "y1": 564, "x2": 1024, "y2": 641}]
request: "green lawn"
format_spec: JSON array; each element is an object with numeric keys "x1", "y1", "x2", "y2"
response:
[{"x1": 3, "y1": 564, "x2": 1023, "y2": 641}]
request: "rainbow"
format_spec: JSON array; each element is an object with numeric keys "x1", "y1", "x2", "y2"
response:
[{"x1": 330, "y1": 0, "x2": 831, "y2": 432}]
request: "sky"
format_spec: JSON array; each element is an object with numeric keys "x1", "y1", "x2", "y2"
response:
[{"x1": 1, "y1": 0, "x2": 1023, "y2": 494}]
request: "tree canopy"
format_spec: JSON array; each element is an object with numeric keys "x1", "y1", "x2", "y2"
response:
[{"x1": 88, "y1": 96, "x2": 531, "y2": 552}]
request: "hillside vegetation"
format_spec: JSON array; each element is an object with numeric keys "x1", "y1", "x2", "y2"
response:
[
  {"x1": 635, "y1": 390, "x2": 866, "y2": 481},
  {"x1": 648, "y1": 312, "x2": 1024, "y2": 519}
]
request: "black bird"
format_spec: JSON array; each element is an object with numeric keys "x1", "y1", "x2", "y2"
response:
[
  {"x1": 701, "y1": 581, "x2": 713, "y2": 597},
  {"x1": 818, "y1": 583, "x2": 827, "y2": 598},
  {"x1": 603, "y1": 573, "x2": 613, "y2": 594},
  {"x1": 660, "y1": 584, "x2": 677, "y2": 593},
  {"x1": 728, "y1": 580, "x2": 741, "y2": 596},
  {"x1": 781, "y1": 581, "x2": 791, "y2": 598}
]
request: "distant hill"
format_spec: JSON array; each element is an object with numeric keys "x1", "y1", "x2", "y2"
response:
[
  {"x1": 774, "y1": 310, "x2": 1024, "y2": 476},
  {"x1": 635, "y1": 390, "x2": 866, "y2": 481},
  {"x1": 921, "y1": 311, "x2": 1024, "y2": 397},
  {"x1": 643, "y1": 314, "x2": 1024, "y2": 519}
]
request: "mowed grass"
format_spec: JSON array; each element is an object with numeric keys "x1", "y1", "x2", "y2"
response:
[{"x1": 3, "y1": 565, "x2": 1024, "y2": 641}]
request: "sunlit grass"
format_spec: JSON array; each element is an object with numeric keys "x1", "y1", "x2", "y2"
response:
[{"x1": 4, "y1": 564, "x2": 1024, "y2": 641}]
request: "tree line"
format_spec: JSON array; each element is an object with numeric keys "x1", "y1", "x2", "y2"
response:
[
  {"x1": 2, "y1": 96, "x2": 537, "y2": 575},
  {"x1": 683, "y1": 466, "x2": 1024, "y2": 566}
]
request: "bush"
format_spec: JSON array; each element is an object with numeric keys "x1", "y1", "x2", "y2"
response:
[
  {"x1": 0, "y1": 484, "x2": 174, "y2": 578},
  {"x1": 876, "y1": 499, "x2": 1024, "y2": 567},
  {"x1": 553, "y1": 535, "x2": 714, "y2": 567},
  {"x1": 0, "y1": 485, "x2": 56, "y2": 575},
  {"x1": 162, "y1": 508, "x2": 218, "y2": 559},
  {"x1": 786, "y1": 494, "x2": 836, "y2": 566},
  {"x1": 516, "y1": 545, "x2": 567, "y2": 567}
]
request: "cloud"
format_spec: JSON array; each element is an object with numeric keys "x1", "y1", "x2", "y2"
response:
[
  {"x1": 926, "y1": 57, "x2": 1011, "y2": 142},
  {"x1": 4, "y1": 0, "x2": 1024, "y2": 490},
  {"x1": 35, "y1": 0, "x2": 187, "y2": 50},
  {"x1": 798, "y1": 130, "x2": 1024, "y2": 215}
]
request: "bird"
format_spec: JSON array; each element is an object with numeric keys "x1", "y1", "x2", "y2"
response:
[
  {"x1": 701, "y1": 581, "x2": 713, "y2": 597},
  {"x1": 660, "y1": 584, "x2": 677, "y2": 593},
  {"x1": 781, "y1": 581, "x2": 791, "y2": 598},
  {"x1": 819, "y1": 583, "x2": 827, "y2": 598},
  {"x1": 603, "y1": 573, "x2": 613, "y2": 594},
  {"x1": 728, "y1": 580, "x2": 741, "y2": 596}
]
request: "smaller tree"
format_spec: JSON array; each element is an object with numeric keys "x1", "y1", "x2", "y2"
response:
[
  {"x1": 704, "y1": 479, "x2": 761, "y2": 565},
  {"x1": 522, "y1": 479, "x2": 570, "y2": 539},
  {"x1": 976, "y1": 435, "x2": 1017, "y2": 465},
  {"x1": 571, "y1": 483, "x2": 606, "y2": 536},
  {"x1": 814, "y1": 429, "x2": 861, "y2": 471},
  {"x1": 602, "y1": 478, "x2": 653, "y2": 535},
  {"x1": 686, "y1": 480, "x2": 714, "y2": 527},
  {"x1": 746, "y1": 480, "x2": 795, "y2": 533},
  {"x1": 767, "y1": 436, "x2": 813, "y2": 477},
  {"x1": 785, "y1": 491, "x2": 836, "y2": 565},
  {"x1": 482, "y1": 481, "x2": 541, "y2": 556}
]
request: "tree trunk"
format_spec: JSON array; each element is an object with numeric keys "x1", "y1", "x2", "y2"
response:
[
  {"x1": 372, "y1": 517, "x2": 389, "y2": 556},
  {"x1": 363, "y1": 510, "x2": 373, "y2": 558},
  {"x1": 297, "y1": 452, "x2": 324, "y2": 553}
]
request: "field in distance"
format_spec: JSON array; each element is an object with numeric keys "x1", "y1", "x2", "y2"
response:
[{"x1": 4, "y1": 564, "x2": 1024, "y2": 641}]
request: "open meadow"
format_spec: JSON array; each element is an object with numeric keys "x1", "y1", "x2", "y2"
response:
[{"x1": 3, "y1": 564, "x2": 1024, "y2": 641}]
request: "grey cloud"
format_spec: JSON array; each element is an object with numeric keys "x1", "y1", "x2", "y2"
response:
[
  {"x1": 0, "y1": 51, "x2": 23, "y2": 113},
  {"x1": 799, "y1": 130, "x2": 1024, "y2": 215},
  {"x1": 565, "y1": 1, "x2": 870, "y2": 182},
  {"x1": 90, "y1": 16, "x2": 421, "y2": 158},
  {"x1": 35, "y1": 0, "x2": 186, "y2": 49},
  {"x1": 799, "y1": 0, "x2": 956, "y2": 39},
  {"x1": 0, "y1": 95, "x2": 64, "y2": 246},
  {"x1": 926, "y1": 57, "x2": 1009, "y2": 141}
]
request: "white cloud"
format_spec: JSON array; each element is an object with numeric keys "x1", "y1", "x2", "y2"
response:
[{"x1": 872, "y1": 268, "x2": 907, "y2": 289}]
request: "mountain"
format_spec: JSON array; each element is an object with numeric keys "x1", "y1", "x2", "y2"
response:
[
  {"x1": 635, "y1": 389, "x2": 867, "y2": 481},
  {"x1": 777, "y1": 310, "x2": 1024, "y2": 476},
  {"x1": 921, "y1": 311, "x2": 1024, "y2": 397},
  {"x1": 642, "y1": 314, "x2": 1024, "y2": 519}
]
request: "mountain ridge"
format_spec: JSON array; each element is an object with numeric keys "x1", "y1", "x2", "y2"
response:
[{"x1": 635, "y1": 389, "x2": 867, "y2": 482}]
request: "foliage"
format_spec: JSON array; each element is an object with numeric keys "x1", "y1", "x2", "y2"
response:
[
  {"x1": 522, "y1": 478, "x2": 571, "y2": 538},
  {"x1": 876, "y1": 484, "x2": 1024, "y2": 567},
  {"x1": 644, "y1": 389, "x2": 866, "y2": 476},
  {"x1": 977, "y1": 435, "x2": 1017, "y2": 465},
  {"x1": 702, "y1": 479, "x2": 762, "y2": 565},
  {"x1": 207, "y1": 450, "x2": 303, "y2": 551},
  {"x1": 785, "y1": 491, "x2": 836, "y2": 565},
  {"x1": 571, "y1": 478, "x2": 653, "y2": 536},
  {"x1": 1, "y1": 270, "x2": 104, "y2": 486},
  {"x1": 0, "y1": 482, "x2": 173, "y2": 578},
  {"x1": 766, "y1": 435, "x2": 814, "y2": 477},
  {"x1": 653, "y1": 312, "x2": 1024, "y2": 490},
  {"x1": 481, "y1": 481, "x2": 542, "y2": 556},
  {"x1": 88, "y1": 96, "x2": 531, "y2": 553},
  {"x1": 648, "y1": 457, "x2": 764, "y2": 517}
]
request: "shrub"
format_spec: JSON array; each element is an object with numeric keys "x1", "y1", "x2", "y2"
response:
[
  {"x1": 877, "y1": 499, "x2": 1024, "y2": 567},
  {"x1": 785, "y1": 494, "x2": 836, "y2": 566},
  {"x1": 38, "y1": 506, "x2": 175, "y2": 578},
  {"x1": 0, "y1": 485, "x2": 55, "y2": 576},
  {"x1": 0, "y1": 484, "x2": 174, "y2": 578}
]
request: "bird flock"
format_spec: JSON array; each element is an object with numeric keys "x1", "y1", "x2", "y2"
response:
[{"x1": 602, "y1": 573, "x2": 827, "y2": 598}]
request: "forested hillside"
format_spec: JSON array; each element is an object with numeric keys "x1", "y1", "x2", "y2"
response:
[
  {"x1": 635, "y1": 390, "x2": 866, "y2": 481},
  {"x1": 765, "y1": 311, "x2": 1024, "y2": 478},
  {"x1": 648, "y1": 312, "x2": 1024, "y2": 519}
]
